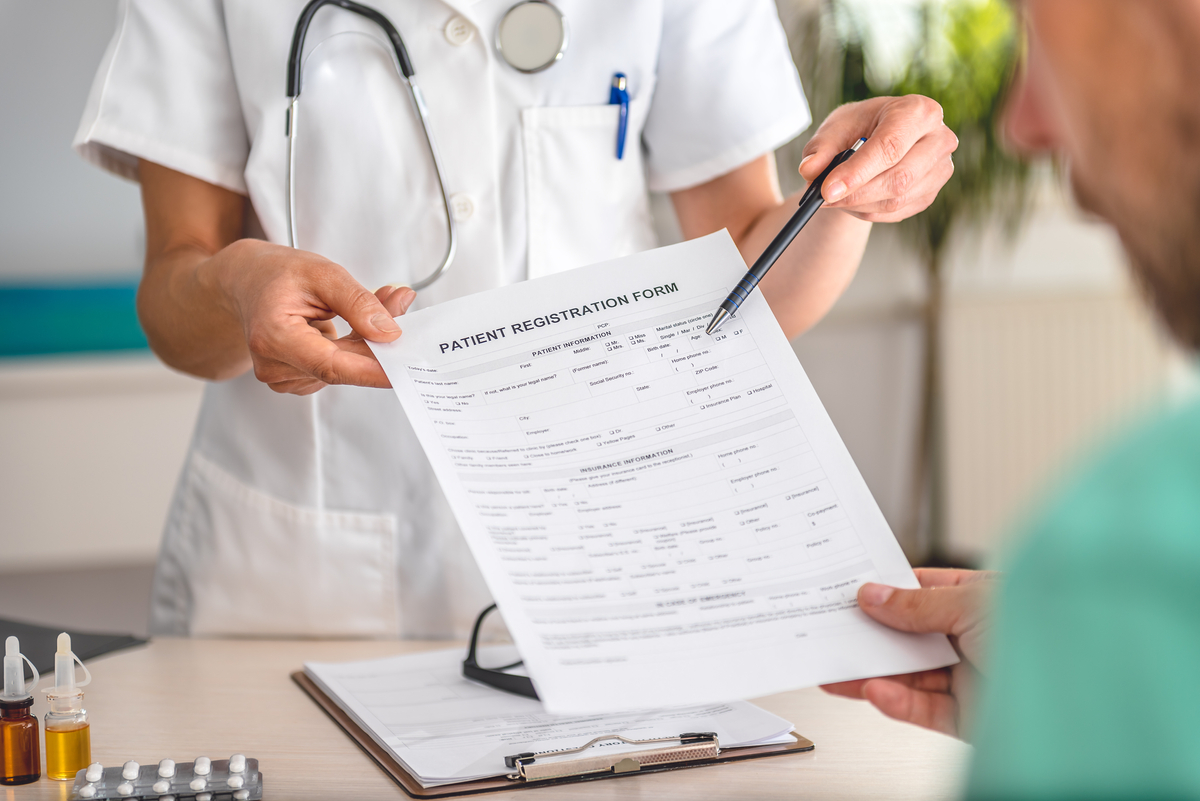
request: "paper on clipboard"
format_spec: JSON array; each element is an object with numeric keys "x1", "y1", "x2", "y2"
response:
[
  {"x1": 303, "y1": 648, "x2": 795, "y2": 788},
  {"x1": 370, "y1": 232, "x2": 957, "y2": 714}
]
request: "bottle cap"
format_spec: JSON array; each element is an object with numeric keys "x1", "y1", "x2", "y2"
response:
[
  {"x1": 46, "y1": 632, "x2": 90, "y2": 699},
  {"x1": 1, "y1": 636, "x2": 39, "y2": 702}
]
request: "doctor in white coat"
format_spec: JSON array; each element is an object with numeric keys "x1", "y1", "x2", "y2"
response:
[{"x1": 75, "y1": 0, "x2": 957, "y2": 639}]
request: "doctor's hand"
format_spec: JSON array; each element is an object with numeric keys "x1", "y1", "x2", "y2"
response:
[
  {"x1": 218, "y1": 240, "x2": 417, "y2": 395},
  {"x1": 139, "y1": 160, "x2": 417, "y2": 392},
  {"x1": 820, "y1": 568, "x2": 995, "y2": 739},
  {"x1": 800, "y1": 95, "x2": 959, "y2": 223}
]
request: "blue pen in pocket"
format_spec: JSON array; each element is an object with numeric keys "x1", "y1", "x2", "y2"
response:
[{"x1": 609, "y1": 72, "x2": 629, "y2": 160}]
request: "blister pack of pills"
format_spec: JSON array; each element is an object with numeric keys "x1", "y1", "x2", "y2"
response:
[{"x1": 69, "y1": 755, "x2": 263, "y2": 800}]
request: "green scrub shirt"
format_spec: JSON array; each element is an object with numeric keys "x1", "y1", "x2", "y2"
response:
[{"x1": 967, "y1": 398, "x2": 1200, "y2": 799}]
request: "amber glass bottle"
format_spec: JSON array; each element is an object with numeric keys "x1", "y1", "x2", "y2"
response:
[{"x1": 0, "y1": 696, "x2": 40, "y2": 785}]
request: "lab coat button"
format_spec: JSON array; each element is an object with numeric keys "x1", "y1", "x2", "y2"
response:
[
  {"x1": 450, "y1": 194, "x2": 474, "y2": 222},
  {"x1": 444, "y1": 16, "x2": 474, "y2": 46}
]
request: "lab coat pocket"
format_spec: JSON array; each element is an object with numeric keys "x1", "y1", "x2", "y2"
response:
[
  {"x1": 522, "y1": 95, "x2": 657, "y2": 279},
  {"x1": 182, "y1": 452, "x2": 399, "y2": 638}
]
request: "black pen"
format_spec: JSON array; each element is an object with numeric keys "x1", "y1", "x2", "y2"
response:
[{"x1": 706, "y1": 137, "x2": 866, "y2": 335}]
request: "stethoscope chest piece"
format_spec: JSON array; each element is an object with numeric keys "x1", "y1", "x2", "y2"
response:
[{"x1": 497, "y1": 0, "x2": 567, "y2": 73}]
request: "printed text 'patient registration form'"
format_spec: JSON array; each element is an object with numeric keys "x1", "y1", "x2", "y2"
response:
[{"x1": 372, "y1": 232, "x2": 956, "y2": 714}]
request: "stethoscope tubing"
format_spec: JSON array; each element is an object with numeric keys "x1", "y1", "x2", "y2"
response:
[{"x1": 284, "y1": 0, "x2": 457, "y2": 290}]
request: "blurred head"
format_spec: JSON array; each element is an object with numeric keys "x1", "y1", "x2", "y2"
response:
[{"x1": 1005, "y1": 0, "x2": 1200, "y2": 349}]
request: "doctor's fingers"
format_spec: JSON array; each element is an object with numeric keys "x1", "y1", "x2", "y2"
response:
[
  {"x1": 306, "y1": 268, "x2": 406, "y2": 343},
  {"x1": 344, "y1": 286, "x2": 417, "y2": 343},
  {"x1": 258, "y1": 344, "x2": 379, "y2": 395},
  {"x1": 255, "y1": 349, "x2": 390, "y2": 393},
  {"x1": 825, "y1": 135, "x2": 957, "y2": 222},
  {"x1": 309, "y1": 319, "x2": 339, "y2": 339},
  {"x1": 265, "y1": 376, "x2": 327, "y2": 396},
  {"x1": 250, "y1": 320, "x2": 392, "y2": 391},
  {"x1": 804, "y1": 96, "x2": 954, "y2": 204},
  {"x1": 799, "y1": 97, "x2": 885, "y2": 177},
  {"x1": 379, "y1": 285, "x2": 418, "y2": 315},
  {"x1": 250, "y1": 348, "x2": 327, "y2": 394}
]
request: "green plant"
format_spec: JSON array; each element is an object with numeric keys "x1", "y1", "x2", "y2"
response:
[
  {"x1": 884, "y1": 0, "x2": 1032, "y2": 265},
  {"x1": 784, "y1": 0, "x2": 1034, "y2": 562}
]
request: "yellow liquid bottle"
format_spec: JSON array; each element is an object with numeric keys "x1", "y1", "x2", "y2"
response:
[
  {"x1": 44, "y1": 634, "x2": 93, "y2": 781},
  {"x1": 45, "y1": 720, "x2": 91, "y2": 781}
]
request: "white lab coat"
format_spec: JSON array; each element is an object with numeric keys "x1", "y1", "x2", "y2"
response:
[{"x1": 74, "y1": 0, "x2": 810, "y2": 639}]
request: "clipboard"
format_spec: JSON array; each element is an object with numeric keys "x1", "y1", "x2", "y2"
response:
[{"x1": 292, "y1": 671, "x2": 814, "y2": 798}]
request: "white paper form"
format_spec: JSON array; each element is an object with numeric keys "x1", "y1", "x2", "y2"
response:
[
  {"x1": 304, "y1": 647, "x2": 794, "y2": 787},
  {"x1": 371, "y1": 232, "x2": 957, "y2": 714}
]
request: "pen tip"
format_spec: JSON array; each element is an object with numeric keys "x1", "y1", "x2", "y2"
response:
[{"x1": 706, "y1": 309, "x2": 728, "y2": 336}]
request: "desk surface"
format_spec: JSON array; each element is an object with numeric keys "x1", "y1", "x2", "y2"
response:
[{"x1": 9, "y1": 639, "x2": 969, "y2": 800}]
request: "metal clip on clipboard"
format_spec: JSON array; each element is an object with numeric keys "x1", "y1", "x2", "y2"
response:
[{"x1": 504, "y1": 732, "x2": 720, "y2": 782}]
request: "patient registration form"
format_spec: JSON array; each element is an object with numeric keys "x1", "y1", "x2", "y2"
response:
[{"x1": 372, "y1": 232, "x2": 956, "y2": 714}]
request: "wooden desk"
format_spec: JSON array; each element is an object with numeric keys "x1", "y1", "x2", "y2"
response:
[{"x1": 7, "y1": 639, "x2": 969, "y2": 800}]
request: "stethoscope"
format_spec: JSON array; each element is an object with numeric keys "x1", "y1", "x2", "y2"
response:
[{"x1": 285, "y1": 0, "x2": 568, "y2": 289}]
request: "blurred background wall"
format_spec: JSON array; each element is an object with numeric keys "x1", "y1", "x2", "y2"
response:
[
  {"x1": 0, "y1": 0, "x2": 203, "y2": 632},
  {"x1": 0, "y1": 0, "x2": 1186, "y2": 636}
]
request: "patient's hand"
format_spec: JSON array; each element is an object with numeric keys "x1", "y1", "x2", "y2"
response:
[{"x1": 821, "y1": 568, "x2": 995, "y2": 739}]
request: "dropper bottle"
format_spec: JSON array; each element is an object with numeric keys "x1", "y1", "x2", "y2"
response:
[
  {"x1": 44, "y1": 633, "x2": 92, "y2": 781},
  {"x1": 0, "y1": 636, "x2": 41, "y2": 785}
]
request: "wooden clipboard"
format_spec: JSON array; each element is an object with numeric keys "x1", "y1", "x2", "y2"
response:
[{"x1": 292, "y1": 671, "x2": 814, "y2": 798}]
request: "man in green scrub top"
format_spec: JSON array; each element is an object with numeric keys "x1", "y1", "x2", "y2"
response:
[{"x1": 823, "y1": 1, "x2": 1200, "y2": 797}]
